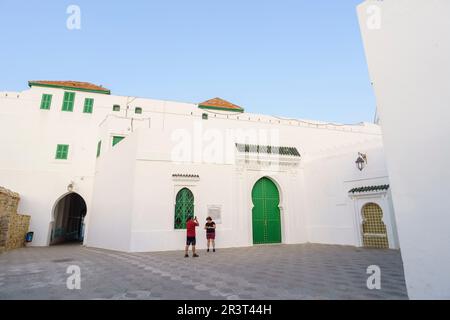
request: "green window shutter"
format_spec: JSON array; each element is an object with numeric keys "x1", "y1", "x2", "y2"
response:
[
  {"x1": 83, "y1": 98, "x2": 94, "y2": 113},
  {"x1": 40, "y1": 94, "x2": 52, "y2": 110},
  {"x1": 113, "y1": 105, "x2": 120, "y2": 112},
  {"x1": 62, "y1": 92, "x2": 75, "y2": 112},
  {"x1": 135, "y1": 107, "x2": 142, "y2": 114},
  {"x1": 112, "y1": 136, "x2": 125, "y2": 146},
  {"x1": 55, "y1": 144, "x2": 69, "y2": 160},
  {"x1": 96, "y1": 140, "x2": 102, "y2": 157}
]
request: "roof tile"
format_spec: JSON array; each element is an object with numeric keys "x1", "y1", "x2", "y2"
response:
[
  {"x1": 348, "y1": 184, "x2": 390, "y2": 194},
  {"x1": 29, "y1": 80, "x2": 110, "y2": 94},
  {"x1": 199, "y1": 97, "x2": 244, "y2": 112}
]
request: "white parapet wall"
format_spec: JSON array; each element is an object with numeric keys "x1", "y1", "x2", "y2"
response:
[{"x1": 358, "y1": 0, "x2": 450, "y2": 299}]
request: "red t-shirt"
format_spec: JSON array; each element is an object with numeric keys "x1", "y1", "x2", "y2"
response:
[{"x1": 186, "y1": 220, "x2": 198, "y2": 237}]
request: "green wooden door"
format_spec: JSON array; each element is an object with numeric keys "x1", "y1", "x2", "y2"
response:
[
  {"x1": 252, "y1": 177, "x2": 281, "y2": 244},
  {"x1": 174, "y1": 188, "x2": 194, "y2": 229}
]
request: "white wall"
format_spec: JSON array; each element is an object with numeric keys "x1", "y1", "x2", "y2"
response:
[
  {"x1": 303, "y1": 142, "x2": 392, "y2": 247},
  {"x1": 358, "y1": 0, "x2": 450, "y2": 299},
  {"x1": 86, "y1": 133, "x2": 138, "y2": 251},
  {"x1": 1, "y1": 83, "x2": 394, "y2": 253},
  {"x1": 0, "y1": 86, "x2": 197, "y2": 246},
  {"x1": 0, "y1": 88, "x2": 105, "y2": 245},
  {"x1": 86, "y1": 109, "x2": 390, "y2": 252}
]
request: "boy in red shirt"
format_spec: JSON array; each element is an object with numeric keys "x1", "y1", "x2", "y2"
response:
[{"x1": 185, "y1": 216, "x2": 199, "y2": 258}]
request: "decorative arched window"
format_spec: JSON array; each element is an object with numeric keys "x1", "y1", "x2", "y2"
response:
[
  {"x1": 174, "y1": 188, "x2": 194, "y2": 229},
  {"x1": 362, "y1": 203, "x2": 389, "y2": 248}
]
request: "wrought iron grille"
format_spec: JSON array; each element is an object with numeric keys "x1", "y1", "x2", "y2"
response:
[
  {"x1": 362, "y1": 203, "x2": 389, "y2": 248},
  {"x1": 174, "y1": 188, "x2": 194, "y2": 229}
]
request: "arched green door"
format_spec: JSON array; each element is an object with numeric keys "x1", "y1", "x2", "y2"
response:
[
  {"x1": 252, "y1": 177, "x2": 281, "y2": 244},
  {"x1": 174, "y1": 188, "x2": 194, "y2": 229}
]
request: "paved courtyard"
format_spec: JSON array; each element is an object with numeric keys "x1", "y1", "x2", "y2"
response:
[{"x1": 0, "y1": 243, "x2": 407, "y2": 300}]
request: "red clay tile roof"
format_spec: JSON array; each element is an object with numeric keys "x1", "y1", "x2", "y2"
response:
[
  {"x1": 198, "y1": 97, "x2": 244, "y2": 112},
  {"x1": 28, "y1": 80, "x2": 110, "y2": 94}
]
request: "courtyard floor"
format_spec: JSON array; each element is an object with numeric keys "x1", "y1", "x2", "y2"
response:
[{"x1": 0, "y1": 243, "x2": 407, "y2": 300}]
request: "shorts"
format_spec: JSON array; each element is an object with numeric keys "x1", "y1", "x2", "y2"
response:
[
  {"x1": 206, "y1": 233, "x2": 216, "y2": 240},
  {"x1": 186, "y1": 236, "x2": 196, "y2": 246}
]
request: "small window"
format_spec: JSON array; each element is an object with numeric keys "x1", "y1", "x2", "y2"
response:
[
  {"x1": 40, "y1": 94, "x2": 52, "y2": 110},
  {"x1": 112, "y1": 136, "x2": 125, "y2": 146},
  {"x1": 96, "y1": 140, "x2": 101, "y2": 157},
  {"x1": 135, "y1": 107, "x2": 142, "y2": 114},
  {"x1": 202, "y1": 113, "x2": 208, "y2": 120},
  {"x1": 55, "y1": 144, "x2": 69, "y2": 160},
  {"x1": 83, "y1": 98, "x2": 94, "y2": 113},
  {"x1": 113, "y1": 105, "x2": 120, "y2": 112},
  {"x1": 62, "y1": 92, "x2": 75, "y2": 112}
]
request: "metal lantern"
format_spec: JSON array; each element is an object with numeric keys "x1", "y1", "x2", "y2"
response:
[{"x1": 355, "y1": 153, "x2": 367, "y2": 171}]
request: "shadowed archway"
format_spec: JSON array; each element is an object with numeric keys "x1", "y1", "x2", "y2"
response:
[{"x1": 50, "y1": 193, "x2": 87, "y2": 245}]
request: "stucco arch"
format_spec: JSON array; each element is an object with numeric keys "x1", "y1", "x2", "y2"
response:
[{"x1": 48, "y1": 192, "x2": 87, "y2": 245}]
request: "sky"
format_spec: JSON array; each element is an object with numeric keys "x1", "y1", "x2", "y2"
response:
[{"x1": 0, "y1": 0, "x2": 375, "y2": 124}]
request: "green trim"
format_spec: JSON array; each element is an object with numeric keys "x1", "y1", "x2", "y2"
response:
[
  {"x1": 112, "y1": 136, "x2": 125, "y2": 146},
  {"x1": 28, "y1": 81, "x2": 111, "y2": 95},
  {"x1": 96, "y1": 140, "x2": 101, "y2": 157},
  {"x1": 198, "y1": 104, "x2": 244, "y2": 113}
]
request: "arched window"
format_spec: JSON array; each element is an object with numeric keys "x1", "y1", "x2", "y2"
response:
[
  {"x1": 362, "y1": 203, "x2": 389, "y2": 248},
  {"x1": 174, "y1": 188, "x2": 194, "y2": 229}
]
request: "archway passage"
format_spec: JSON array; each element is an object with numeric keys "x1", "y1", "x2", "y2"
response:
[
  {"x1": 51, "y1": 193, "x2": 87, "y2": 245},
  {"x1": 174, "y1": 188, "x2": 194, "y2": 229},
  {"x1": 252, "y1": 177, "x2": 281, "y2": 244},
  {"x1": 362, "y1": 203, "x2": 389, "y2": 249}
]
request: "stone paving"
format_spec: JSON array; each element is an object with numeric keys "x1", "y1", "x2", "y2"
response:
[{"x1": 0, "y1": 243, "x2": 408, "y2": 300}]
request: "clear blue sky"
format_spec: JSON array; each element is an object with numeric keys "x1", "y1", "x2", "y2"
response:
[{"x1": 0, "y1": 0, "x2": 374, "y2": 123}]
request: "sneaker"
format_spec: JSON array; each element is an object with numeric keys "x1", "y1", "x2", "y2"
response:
[
  {"x1": 193, "y1": 253, "x2": 199, "y2": 258},
  {"x1": 213, "y1": 249, "x2": 216, "y2": 252},
  {"x1": 207, "y1": 249, "x2": 210, "y2": 252},
  {"x1": 184, "y1": 254, "x2": 189, "y2": 258}
]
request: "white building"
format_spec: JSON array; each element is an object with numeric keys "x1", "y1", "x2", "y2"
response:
[
  {"x1": 358, "y1": 0, "x2": 450, "y2": 299},
  {"x1": 0, "y1": 80, "x2": 398, "y2": 252}
]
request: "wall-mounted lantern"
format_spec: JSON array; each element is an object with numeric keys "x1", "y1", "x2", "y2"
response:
[
  {"x1": 67, "y1": 181, "x2": 74, "y2": 192},
  {"x1": 355, "y1": 153, "x2": 367, "y2": 171}
]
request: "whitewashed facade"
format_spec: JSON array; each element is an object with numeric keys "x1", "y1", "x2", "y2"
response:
[
  {"x1": 0, "y1": 81, "x2": 398, "y2": 252},
  {"x1": 358, "y1": 0, "x2": 450, "y2": 299}
]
